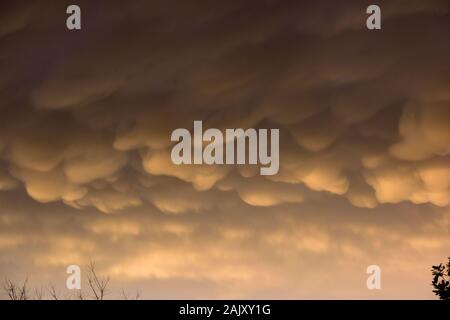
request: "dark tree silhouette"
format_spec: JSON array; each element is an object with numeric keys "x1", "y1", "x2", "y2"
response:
[{"x1": 431, "y1": 256, "x2": 450, "y2": 300}]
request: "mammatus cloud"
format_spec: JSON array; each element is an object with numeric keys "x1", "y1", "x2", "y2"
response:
[
  {"x1": 390, "y1": 103, "x2": 450, "y2": 161},
  {"x1": 0, "y1": 0, "x2": 448, "y2": 299},
  {"x1": 0, "y1": 1, "x2": 448, "y2": 212},
  {"x1": 0, "y1": 0, "x2": 447, "y2": 213}
]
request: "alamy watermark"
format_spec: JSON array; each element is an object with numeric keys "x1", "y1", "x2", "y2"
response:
[
  {"x1": 170, "y1": 121, "x2": 280, "y2": 175},
  {"x1": 366, "y1": 265, "x2": 381, "y2": 290}
]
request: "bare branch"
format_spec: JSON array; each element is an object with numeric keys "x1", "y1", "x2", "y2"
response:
[
  {"x1": 72, "y1": 290, "x2": 84, "y2": 300},
  {"x1": 135, "y1": 290, "x2": 141, "y2": 300},
  {"x1": 47, "y1": 284, "x2": 59, "y2": 300},
  {"x1": 86, "y1": 261, "x2": 110, "y2": 300},
  {"x1": 122, "y1": 288, "x2": 141, "y2": 300},
  {"x1": 3, "y1": 278, "x2": 29, "y2": 300},
  {"x1": 121, "y1": 288, "x2": 128, "y2": 300},
  {"x1": 33, "y1": 287, "x2": 45, "y2": 300}
]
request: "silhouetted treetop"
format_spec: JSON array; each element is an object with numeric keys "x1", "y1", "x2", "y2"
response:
[{"x1": 431, "y1": 256, "x2": 450, "y2": 300}]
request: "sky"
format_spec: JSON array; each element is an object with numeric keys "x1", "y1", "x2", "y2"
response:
[{"x1": 0, "y1": 0, "x2": 449, "y2": 299}]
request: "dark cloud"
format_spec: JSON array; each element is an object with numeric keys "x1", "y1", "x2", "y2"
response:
[{"x1": 0, "y1": 0, "x2": 448, "y2": 298}]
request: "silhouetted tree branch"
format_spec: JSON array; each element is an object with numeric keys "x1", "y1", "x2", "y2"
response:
[
  {"x1": 3, "y1": 278, "x2": 29, "y2": 300},
  {"x1": 3, "y1": 261, "x2": 138, "y2": 300},
  {"x1": 74, "y1": 289, "x2": 84, "y2": 300},
  {"x1": 121, "y1": 288, "x2": 141, "y2": 300},
  {"x1": 47, "y1": 284, "x2": 59, "y2": 300},
  {"x1": 87, "y1": 261, "x2": 110, "y2": 300},
  {"x1": 431, "y1": 256, "x2": 450, "y2": 300},
  {"x1": 33, "y1": 287, "x2": 45, "y2": 300}
]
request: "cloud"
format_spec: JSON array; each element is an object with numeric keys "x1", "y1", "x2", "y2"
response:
[
  {"x1": 390, "y1": 102, "x2": 450, "y2": 161},
  {"x1": 11, "y1": 166, "x2": 87, "y2": 203},
  {"x1": 1, "y1": 189, "x2": 449, "y2": 298},
  {"x1": 365, "y1": 158, "x2": 450, "y2": 207},
  {"x1": 0, "y1": 0, "x2": 447, "y2": 211},
  {"x1": 145, "y1": 182, "x2": 219, "y2": 214},
  {"x1": 0, "y1": 168, "x2": 18, "y2": 191},
  {"x1": 0, "y1": 0, "x2": 449, "y2": 299},
  {"x1": 63, "y1": 137, "x2": 127, "y2": 184},
  {"x1": 70, "y1": 188, "x2": 142, "y2": 214},
  {"x1": 234, "y1": 177, "x2": 305, "y2": 207},
  {"x1": 143, "y1": 149, "x2": 230, "y2": 191}
]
